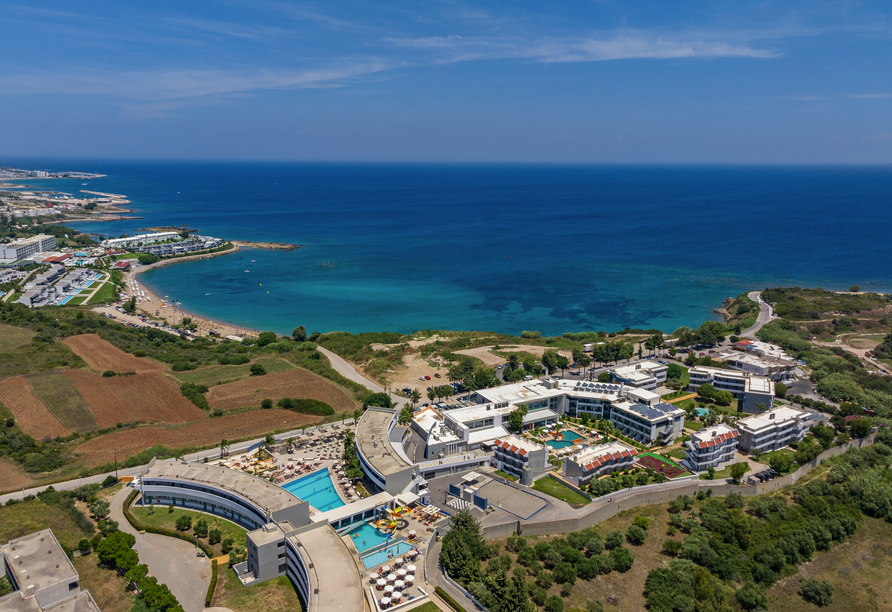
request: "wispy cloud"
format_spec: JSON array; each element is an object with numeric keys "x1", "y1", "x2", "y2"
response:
[{"x1": 849, "y1": 93, "x2": 892, "y2": 99}]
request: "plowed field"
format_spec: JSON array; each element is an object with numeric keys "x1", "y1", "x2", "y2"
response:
[
  {"x1": 65, "y1": 370, "x2": 206, "y2": 427},
  {"x1": 207, "y1": 369, "x2": 356, "y2": 413},
  {"x1": 0, "y1": 376, "x2": 72, "y2": 439},
  {"x1": 62, "y1": 334, "x2": 165, "y2": 373},
  {"x1": 74, "y1": 409, "x2": 318, "y2": 466},
  {"x1": 0, "y1": 460, "x2": 34, "y2": 493}
]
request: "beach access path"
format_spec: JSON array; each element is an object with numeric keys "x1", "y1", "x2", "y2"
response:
[
  {"x1": 318, "y1": 347, "x2": 408, "y2": 408},
  {"x1": 741, "y1": 290, "x2": 775, "y2": 338}
]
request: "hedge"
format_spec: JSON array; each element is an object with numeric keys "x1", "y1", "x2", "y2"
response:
[
  {"x1": 205, "y1": 559, "x2": 218, "y2": 607},
  {"x1": 276, "y1": 397, "x2": 334, "y2": 416},
  {"x1": 123, "y1": 491, "x2": 215, "y2": 557},
  {"x1": 435, "y1": 586, "x2": 469, "y2": 612}
]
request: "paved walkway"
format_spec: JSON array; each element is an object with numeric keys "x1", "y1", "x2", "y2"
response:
[
  {"x1": 318, "y1": 347, "x2": 408, "y2": 408},
  {"x1": 110, "y1": 488, "x2": 211, "y2": 612}
]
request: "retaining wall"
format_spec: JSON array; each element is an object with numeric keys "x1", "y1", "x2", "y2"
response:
[{"x1": 482, "y1": 432, "x2": 878, "y2": 539}]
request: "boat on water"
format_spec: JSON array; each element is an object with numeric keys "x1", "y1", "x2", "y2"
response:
[
  {"x1": 245, "y1": 269, "x2": 250, "y2": 273},
  {"x1": 251, "y1": 259, "x2": 255, "y2": 263},
  {"x1": 81, "y1": 183, "x2": 88, "y2": 185}
]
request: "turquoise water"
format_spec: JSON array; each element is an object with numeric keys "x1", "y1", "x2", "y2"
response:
[
  {"x1": 696, "y1": 408, "x2": 710, "y2": 417},
  {"x1": 547, "y1": 430, "x2": 586, "y2": 449},
  {"x1": 361, "y1": 540, "x2": 418, "y2": 570},
  {"x1": 346, "y1": 522, "x2": 392, "y2": 553},
  {"x1": 560, "y1": 431, "x2": 583, "y2": 441},
  {"x1": 10, "y1": 162, "x2": 892, "y2": 335},
  {"x1": 58, "y1": 295, "x2": 74, "y2": 305},
  {"x1": 280, "y1": 468, "x2": 344, "y2": 511}
]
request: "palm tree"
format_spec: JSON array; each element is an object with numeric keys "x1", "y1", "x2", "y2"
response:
[
  {"x1": 219, "y1": 439, "x2": 230, "y2": 459},
  {"x1": 409, "y1": 389, "x2": 421, "y2": 408},
  {"x1": 353, "y1": 409, "x2": 362, "y2": 425}
]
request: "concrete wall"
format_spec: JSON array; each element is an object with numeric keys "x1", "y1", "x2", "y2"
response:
[{"x1": 482, "y1": 432, "x2": 878, "y2": 539}]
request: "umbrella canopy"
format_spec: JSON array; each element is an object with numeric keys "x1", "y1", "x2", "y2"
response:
[
  {"x1": 408, "y1": 530, "x2": 416, "y2": 536},
  {"x1": 387, "y1": 573, "x2": 397, "y2": 582},
  {"x1": 376, "y1": 579, "x2": 386, "y2": 586},
  {"x1": 380, "y1": 565, "x2": 390, "y2": 573},
  {"x1": 397, "y1": 569, "x2": 407, "y2": 577},
  {"x1": 370, "y1": 572, "x2": 379, "y2": 580},
  {"x1": 384, "y1": 585, "x2": 395, "y2": 593},
  {"x1": 394, "y1": 580, "x2": 405, "y2": 590},
  {"x1": 405, "y1": 574, "x2": 415, "y2": 583},
  {"x1": 407, "y1": 564, "x2": 416, "y2": 572},
  {"x1": 380, "y1": 597, "x2": 390, "y2": 606}
]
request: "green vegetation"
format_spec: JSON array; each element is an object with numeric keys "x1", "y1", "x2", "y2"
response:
[
  {"x1": 410, "y1": 602, "x2": 446, "y2": 612},
  {"x1": 700, "y1": 461, "x2": 750, "y2": 481},
  {"x1": 532, "y1": 477, "x2": 591, "y2": 506},
  {"x1": 25, "y1": 370, "x2": 99, "y2": 432},
  {"x1": 494, "y1": 469, "x2": 519, "y2": 481},
  {"x1": 0, "y1": 495, "x2": 93, "y2": 548},
  {"x1": 211, "y1": 569, "x2": 303, "y2": 612},
  {"x1": 276, "y1": 398, "x2": 334, "y2": 416},
  {"x1": 435, "y1": 586, "x2": 468, "y2": 612},
  {"x1": 172, "y1": 357, "x2": 294, "y2": 386},
  {"x1": 130, "y1": 507, "x2": 246, "y2": 557},
  {"x1": 0, "y1": 322, "x2": 35, "y2": 351},
  {"x1": 762, "y1": 286, "x2": 891, "y2": 321},
  {"x1": 85, "y1": 281, "x2": 117, "y2": 304}
]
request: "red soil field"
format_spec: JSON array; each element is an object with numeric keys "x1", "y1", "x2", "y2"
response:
[
  {"x1": 62, "y1": 334, "x2": 165, "y2": 373},
  {"x1": 0, "y1": 376, "x2": 72, "y2": 440}
]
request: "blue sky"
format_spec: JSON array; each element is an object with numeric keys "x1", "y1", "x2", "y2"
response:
[{"x1": 2, "y1": 1, "x2": 891, "y2": 162}]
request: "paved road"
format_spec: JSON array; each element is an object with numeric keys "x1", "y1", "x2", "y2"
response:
[
  {"x1": 318, "y1": 346, "x2": 408, "y2": 408},
  {"x1": 110, "y1": 488, "x2": 211, "y2": 612},
  {"x1": 741, "y1": 291, "x2": 774, "y2": 338}
]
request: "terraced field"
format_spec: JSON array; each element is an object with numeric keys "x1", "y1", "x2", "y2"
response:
[
  {"x1": 24, "y1": 370, "x2": 98, "y2": 432},
  {"x1": 0, "y1": 376, "x2": 72, "y2": 439},
  {"x1": 62, "y1": 333, "x2": 165, "y2": 373},
  {"x1": 206, "y1": 368, "x2": 357, "y2": 413}
]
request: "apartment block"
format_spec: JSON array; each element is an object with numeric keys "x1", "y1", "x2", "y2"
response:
[
  {"x1": 683, "y1": 424, "x2": 740, "y2": 471},
  {"x1": 736, "y1": 407, "x2": 813, "y2": 453},
  {"x1": 563, "y1": 441, "x2": 638, "y2": 484}
]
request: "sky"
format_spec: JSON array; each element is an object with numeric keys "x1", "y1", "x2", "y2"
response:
[{"x1": 1, "y1": 1, "x2": 891, "y2": 163}]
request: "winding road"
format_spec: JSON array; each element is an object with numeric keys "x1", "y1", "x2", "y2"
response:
[{"x1": 741, "y1": 290, "x2": 775, "y2": 338}]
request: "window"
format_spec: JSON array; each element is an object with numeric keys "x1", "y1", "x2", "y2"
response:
[
  {"x1": 278, "y1": 552, "x2": 286, "y2": 559},
  {"x1": 277, "y1": 541, "x2": 285, "y2": 548},
  {"x1": 69, "y1": 581, "x2": 79, "y2": 591},
  {"x1": 279, "y1": 564, "x2": 287, "y2": 573}
]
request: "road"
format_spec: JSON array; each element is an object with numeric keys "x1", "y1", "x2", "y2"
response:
[
  {"x1": 318, "y1": 346, "x2": 408, "y2": 408},
  {"x1": 110, "y1": 488, "x2": 211, "y2": 612},
  {"x1": 741, "y1": 291, "x2": 774, "y2": 338}
]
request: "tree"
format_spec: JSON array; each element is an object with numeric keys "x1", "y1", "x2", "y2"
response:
[
  {"x1": 175, "y1": 515, "x2": 192, "y2": 531},
  {"x1": 208, "y1": 528, "x2": 221, "y2": 545},
  {"x1": 250, "y1": 363, "x2": 267, "y2": 376},
  {"x1": 221, "y1": 537, "x2": 235, "y2": 554},
  {"x1": 364, "y1": 392, "x2": 392, "y2": 408},
  {"x1": 219, "y1": 439, "x2": 230, "y2": 459},
  {"x1": 261, "y1": 398, "x2": 273, "y2": 409},
  {"x1": 265, "y1": 433, "x2": 275, "y2": 445},
  {"x1": 398, "y1": 406, "x2": 414, "y2": 425},
  {"x1": 662, "y1": 540, "x2": 682, "y2": 556},
  {"x1": 193, "y1": 518, "x2": 208, "y2": 538},
  {"x1": 800, "y1": 578, "x2": 834, "y2": 607},
  {"x1": 77, "y1": 538, "x2": 92, "y2": 555},
  {"x1": 736, "y1": 582, "x2": 768, "y2": 610},
  {"x1": 849, "y1": 285, "x2": 860, "y2": 292},
  {"x1": 597, "y1": 372, "x2": 611, "y2": 383},
  {"x1": 609, "y1": 547, "x2": 634, "y2": 572},
  {"x1": 508, "y1": 404, "x2": 528, "y2": 433},
  {"x1": 256, "y1": 331, "x2": 277, "y2": 346},
  {"x1": 730, "y1": 462, "x2": 748, "y2": 484},
  {"x1": 440, "y1": 509, "x2": 486, "y2": 584},
  {"x1": 849, "y1": 417, "x2": 872, "y2": 438},
  {"x1": 626, "y1": 524, "x2": 647, "y2": 545},
  {"x1": 292, "y1": 325, "x2": 307, "y2": 341},
  {"x1": 706, "y1": 466, "x2": 716, "y2": 480},
  {"x1": 714, "y1": 390, "x2": 734, "y2": 405},
  {"x1": 544, "y1": 595, "x2": 564, "y2": 612},
  {"x1": 89, "y1": 500, "x2": 110, "y2": 519},
  {"x1": 409, "y1": 389, "x2": 422, "y2": 407},
  {"x1": 697, "y1": 383, "x2": 717, "y2": 400},
  {"x1": 604, "y1": 530, "x2": 624, "y2": 550},
  {"x1": 775, "y1": 382, "x2": 788, "y2": 398}
]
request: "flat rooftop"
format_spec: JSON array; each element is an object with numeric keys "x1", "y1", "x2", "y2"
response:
[
  {"x1": 141, "y1": 460, "x2": 302, "y2": 513},
  {"x1": 356, "y1": 408, "x2": 412, "y2": 476},
  {"x1": 475, "y1": 380, "x2": 565, "y2": 404},
  {"x1": 738, "y1": 406, "x2": 810, "y2": 432},
  {"x1": 493, "y1": 434, "x2": 546, "y2": 455},
  {"x1": 289, "y1": 525, "x2": 364, "y2": 611},
  {"x1": 43, "y1": 592, "x2": 101, "y2": 612},
  {"x1": 446, "y1": 403, "x2": 515, "y2": 423},
  {"x1": 569, "y1": 440, "x2": 637, "y2": 466},
  {"x1": 612, "y1": 360, "x2": 666, "y2": 376},
  {"x1": 614, "y1": 400, "x2": 683, "y2": 421},
  {"x1": 690, "y1": 423, "x2": 739, "y2": 444},
  {"x1": 0, "y1": 530, "x2": 77, "y2": 589},
  {"x1": 689, "y1": 366, "x2": 748, "y2": 379}
]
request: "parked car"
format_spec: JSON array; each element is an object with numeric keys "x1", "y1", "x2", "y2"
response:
[
  {"x1": 424, "y1": 375, "x2": 432, "y2": 380},
  {"x1": 434, "y1": 373, "x2": 441, "y2": 378},
  {"x1": 426, "y1": 387, "x2": 432, "y2": 392}
]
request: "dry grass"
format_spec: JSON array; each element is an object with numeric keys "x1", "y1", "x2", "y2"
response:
[
  {"x1": 0, "y1": 376, "x2": 72, "y2": 439},
  {"x1": 73, "y1": 409, "x2": 318, "y2": 466},
  {"x1": 767, "y1": 517, "x2": 892, "y2": 612},
  {"x1": 0, "y1": 498, "x2": 91, "y2": 549},
  {"x1": 24, "y1": 370, "x2": 98, "y2": 432},
  {"x1": 0, "y1": 323, "x2": 35, "y2": 352},
  {"x1": 207, "y1": 369, "x2": 356, "y2": 413},
  {"x1": 212, "y1": 567, "x2": 304, "y2": 612},
  {"x1": 73, "y1": 555, "x2": 134, "y2": 612},
  {"x1": 0, "y1": 459, "x2": 34, "y2": 492},
  {"x1": 65, "y1": 370, "x2": 206, "y2": 427},
  {"x1": 62, "y1": 333, "x2": 166, "y2": 373}
]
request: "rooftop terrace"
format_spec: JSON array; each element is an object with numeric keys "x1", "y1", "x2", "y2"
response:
[{"x1": 356, "y1": 408, "x2": 412, "y2": 476}]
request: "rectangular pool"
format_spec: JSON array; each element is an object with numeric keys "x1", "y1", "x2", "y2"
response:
[
  {"x1": 346, "y1": 522, "x2": 393, "y2": 553},
  {"x1": 360, "y1": 539, "x2": 418, "y2": 570},
  {"x1": 280, "y1": 468, "x2": 345, "y2": 512}
]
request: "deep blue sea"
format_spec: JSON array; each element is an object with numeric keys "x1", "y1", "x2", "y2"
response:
[{"x1": 7, "y1": 161, "x2": 892, "y2": 336}]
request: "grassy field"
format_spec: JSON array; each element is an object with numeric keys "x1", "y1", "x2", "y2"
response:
[
  {"x1": 0, "y1": 498, "x2": 93, "y2": 548},
  {"x1": 67, "y1": 295, "x2": 88, "y2": 306},
  {"x1": 757, "y1": 449, "x2": 796, "y2": 472},
  {"x1": 767, "y1": 517, "x2": 892, "y2": 612},
  {"x1": 0, "y1": 323, "x2": 35, "y2": 351},
  {"x1": 212, "y1": 567, "x2": 304, "y2": 612},
  {"x1": 131, "y1": 506, "x2": 247, "y2": 557},
  {"x1": 86, "y1": 281, "x2": 117, "y2": 304},
  {"x1": 685, "y1": 421, "x2": 705, "y2": 431},
  {"x1": 412, "y1": 603, "x2": 445, "y2": 612},
  {"x1": 0, "y1": 341, "x2": 86, "y2": 378},
  {"x1": 24, "y1": 370, "x2": 99, "y2": 432},
  {"x1": 700, "y1": 461, "x2": 751, "y2": 481},
  {"x1": 664, "y1": 448, "x2": 686, "y2": 460},
  {"x1": 171, "y1": 357, "x2": 296, "y2": 386},
  {"x1": 532, "y1": 476, "x2": 590, "y2": 506},
  {"x1": 73, "y1": 554, "x2": 133, "y2": 612},
  {"x1": 494, "y1": 469, "x2": 518, "y2": 482}
]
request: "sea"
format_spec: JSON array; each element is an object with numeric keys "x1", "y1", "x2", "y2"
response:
[{"x1": 6, "y1": 161, "x2": 892, "y2": 336}]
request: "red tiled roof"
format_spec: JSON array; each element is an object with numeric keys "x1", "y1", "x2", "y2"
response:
[
  {"x1": 509, "y1": 445, "x2": 519, "y2": 454},
  {"x1": 518, "y1": 449, "x2": 528, "y2": 456}
]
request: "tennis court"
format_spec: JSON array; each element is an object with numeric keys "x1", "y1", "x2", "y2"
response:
[{"x1": 476, "y1": 478, "x2": 548, "y2": 520}]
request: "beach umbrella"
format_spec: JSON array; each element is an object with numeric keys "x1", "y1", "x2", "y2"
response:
[
  {"x1": 380, "y1": 565, "x2": 390, "y2": 573},
  {"x1": 376, "y1": 579, "x2": 386, "y2": 589},
  {"x1": 397, "y1": 569, "x2": 407, "y2": 577},
  {"x1": 384, "y1": 585, "x2": 394, "y2": 594},
  {"x1": 405, "y1": 574, "x2": 415, "y2": 584},
  {"x1": 394, "y1": 580, "x2": 405, "y2": 590},
  {"x1": 380, "y1": 597, "x2": 390, "y2": 607},
  {"x1": 406, "y1": 564, "x2": 416, "y2": 573},
  {"x1": 369, "y1": 572, "x2": 379, "y2": 580},
  {"x1": 387, "y1": 573, "x2": 397, "y2": 583}
]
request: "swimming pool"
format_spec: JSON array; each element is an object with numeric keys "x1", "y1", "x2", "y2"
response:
[
  {"x1": 280, "y1": 468, "x2": 344, "y2": 511},
  {"x1": 360, "y1": 539, "x2": 417, "y2": 570},
  {"x1": 57, "y1": 295, "x2": 74, "y2": 305},
  {"x1": 345, "y1": 521, "x2": 393, "y2": 553},
  {"x1": 696, "y1": 408, "x2": 710, "y2": 417},
  {"x1": 546, "y1": 430, "x2": 586, "y2": 449}
]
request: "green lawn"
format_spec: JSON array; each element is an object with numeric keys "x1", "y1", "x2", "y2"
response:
[
  {"x1": 67, "y1": 295, "x2": 88, "y2": 306},
  {"x1": 532, "y1": 476, "x2": 590, "y2": 506},
  {"x1": 171, "y1": 357, "x2": 296, "y2": 386},
  {"x1": 113, "y1": 253, "x2": 139, "y2": 260},
  {"x1": 85, "y1": 281, "x2": 117, "y2": 304},
  {"x1": 664, "y1": 448, "x2": 687, "y2": 460},
  {"x1": 24, "y1": 370, "x2": 98, "y2": 432},
  {"x1": 700, "y1": 461, "x2": 750, "y2": 481},
  {"x1": 758, "y1": 449, "x2": 796, "y2": 472},
  {"x1": 131, "y1": 506, "x2": 247, "y2": 557},
  {"x1": 411, "y1": 603, "x2": 445, "y2": 612},
  {"x1": 494, "y1": 469, "x2": 519, "y2": 482},
  {"x1": 685, "y1": 421, "x2": 705, "y2": 431},
  {"x1": 0, "y1": 323, "x2": 35, "y2": 352},
  {"x1": 212, "y1": 567, "x2": 304, "y2": 612}
]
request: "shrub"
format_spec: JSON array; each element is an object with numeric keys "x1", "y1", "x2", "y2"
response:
[
  {"x1": 544, "y1": 595, "x2": 564, "y2": 612},
  {"x1": 632, "y1": 516, "x2": 649, "y2": 530},
  {"x1": 604, "y1": 530, "x2": 624, "y2": 550},
  {"x1": 261, "y1": 399, "x2": 273, "y2": 409},
  {"x1": 250, "y1": 363, "x2": 267, "y2": 376},
  {"x1": 175, "y1": 515, "x2": 192, "y2": 531},
  {"x1": 208, "y1": 528, "x2": 221, "y2": 545},
  {"x1": 102, "y1": 370, "x2": 117, "y2": 377},
  {"x1": 626, "y1": 524, "x2": 647, "y2": 545},
  {"x1": 609, "y1": 547, "x2": 634, "y2": 572},
  {"x1": 662, "y1": 540, "x2": 682, "y2": 556},
  {"x1": 77, "y1": 538, "x2": 92, "y2": 555},
  {"x1": 800, "y1": 578, "x2": 834, "y2": 607},
  {"x1": 276, "y1": 398, "x2": 334, "y2": 416},
  {"x1": 521, "y1": 331, "x2": 542, "y2": 339},
  {"x1": 180, "y1": 383, "x2": 210, "y2": 410},
  {"x1": 193, "y1": 518, "x2": 208, "y2": 538}
]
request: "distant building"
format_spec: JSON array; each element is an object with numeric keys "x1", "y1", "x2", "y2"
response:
[
  {"x1": 683, "y1": 424, "x2": 740, "y2": 471},
  {"x1": 0, "y1": 529, "x2": 101, "y2": 612},
  {"x1": 688, "y1": 366, "x2": 775, "y2": 414},
  {"x1": 101, "y1": 232, "x2": 179, "y2": 249},
  {"x1": 717, "y1": 351, "x2": 796, "y2": 380},
  {"x1": 563, "y1": 440, "x2": 638, "y2": 484},
  {"x1": 609, "y1": 360, "x2": 668, "y2": 391},
  {"x1": 0, "y1": 234, "x2": 56, "y2": 260},
  {"x1": 736, "y1": 406, "x2": 813, "y2": 453}
]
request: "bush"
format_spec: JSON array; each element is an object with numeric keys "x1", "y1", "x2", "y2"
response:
[
  {"x1": 208, "y1": 528, "x2": 221, "y2": 545},
  {"x1": 102, "y1": 370, "x2": 117, "y2": 377},
  {"x1": 604, "y1": 530, "x2": 624, "y2": 550},
  {"x1": 632, "y1": 516, "x2": 649, "y2": 530},
  {"x1": 250, "y1": 363, "x2": 267, "y2": 376},
  {"x1": 101, "y1": 475, "x2": 118, "y2": 487},
  {"x1": 800, "y1": 578, "x2": 834, "y2": 607},
  {"x1": 609, "y1": 547, "x2": 634, "y2": 572},
  {"x1": 261, "y1": 399, "x2": 273, "y2": 409},
  {"x1": 180, "y1": 382, "x2": 210, "y2": 410},
  {"x1": 175, "y1": 515, "x2": 192, "y2": 531},
  {"x1": 521, "y1": 331, "x2": 542, "y2": 339},
  {"x1": 206, "y1": 560, "x2": 218, "y2": 607},
  {"x1": 626, "y1": 524, "x2": 647, "y2": 545},
  {"x1": 544, "y1": 595, "x2": 564, "y2": 612},
  {"x1": 276, "y1": 398, "x2": 334, "y2": 416},
  {"x1": 77, "y1": 538, "x2": 92, "y2": 555},
  {"x1": 662, "y1": 540, "x2": 682, "y2": 556},
  {"x1": 435, "y1": 586, "x2": 468, "y2": 612},
  {"x1": 193, "y1": 518, "x2": 208, "y2": 538}
]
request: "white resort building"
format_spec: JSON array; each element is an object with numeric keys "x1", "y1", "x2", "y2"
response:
[
  {"x1": 609, "y1": 360, "x2": 668, "y2": 391},
  {"x1": 562, "y1": 441, "x2": 639, "y2": 484},
  {"x1": 688, "y1": 366, "x2": 776, "y2": 414},
  {"x1": 683, "y1": 424, "x2": 740, "y2": 472},
  {"x1": 736, "y1": 407, "x2": 814, "y2": 453}
]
